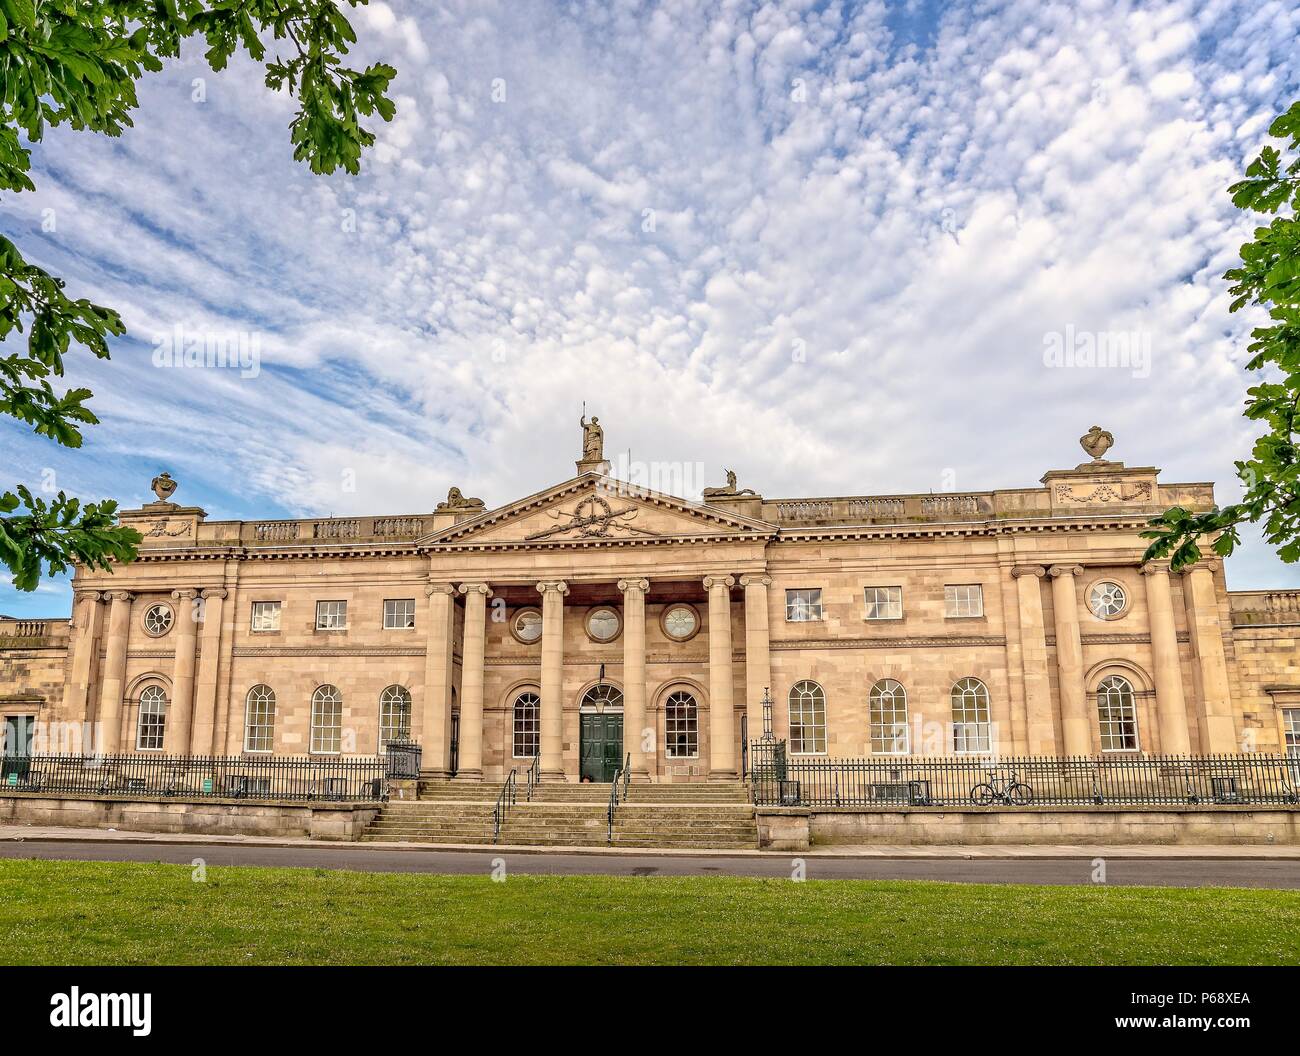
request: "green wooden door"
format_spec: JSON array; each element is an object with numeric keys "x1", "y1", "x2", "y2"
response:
[{"x1": 579, "y1": 713, "x2": 624, "y2": 782}]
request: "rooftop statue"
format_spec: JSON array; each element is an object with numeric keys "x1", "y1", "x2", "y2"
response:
[
  {"x1": 150, "y1": 471, "x2": 178, "y2": 503},
  {"x1": 580, "y1": 414, "x2": 604, "y2": 463},
  {"x1": 1079, "y1": 425, "x2": 1115, "y2": 462},
  {"x1": 437, "y1": 486, "x2": 485, "y2": 511}
]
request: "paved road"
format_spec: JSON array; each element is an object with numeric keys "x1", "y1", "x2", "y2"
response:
[{"x1": 1, "y1": 839, "x2": 1299, "y2": 887}]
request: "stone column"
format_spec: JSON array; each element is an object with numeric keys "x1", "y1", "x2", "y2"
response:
[
  {"x1": 740, "y1": 574, "x2": 772, "y2": 749},
  {"x1": 455, "y1": 583, "x2": 491, "y2": 781},
  {"x1": 537, "y1": 580, "x2": 569, "y2": 780},
  {"x1": 422, "y1": 582, "x2": 458, "y2": 777},
  {"x1": 1141, "y1": 562, "x2": 1192, "y2": 754},
  {"x1": 1048, "y1": 565, "x2": 1090, "y2": 755},
  {"x1": 96, "y1": 591, "x2": 134, "y2": 754},
  {"x1": 618, "y1": 578, "x2": 650, "y2": 778},
  {"x1": 189, "y1": 588, "x2": 226, "y2": 755},
  {"x1": 62, "y1": 590, "x2": 103, "y2": 750},
  {"x1": 1012, "y1": 566, "x2": 1055, "y2": 754},
  {"x1": 165, "y1": 588, "x2": 200, "y2": 754},
  {"x1": 1182, "y1": 562, "x2": 1238, "y2": 752},
  {"x1": 704, "y1": 574, "x2": 737, "y2": 779}
]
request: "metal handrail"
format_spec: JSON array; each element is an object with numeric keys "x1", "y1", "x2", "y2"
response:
[
  {"x1": 526, "y1": 750, "x2": 541, "y2": 801},
  {"x1": 607, "y1": 752, "x2": 633, "y2": 845},
  {"x1": 492, "y1": 769, "x2": 517, "y2": 843}
]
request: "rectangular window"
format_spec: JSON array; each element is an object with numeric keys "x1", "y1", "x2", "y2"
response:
[
  {"x1": 864, "y1": 586, "x2": 903, "y2": 621},
  {"x1": 315, "y1": 600, "x2": 347, "y2": 630},
  {"x1": 383, "y1": 598, "x2": 416, "y2": 630},
  {"x1": 785, "y1": 588, "x2": 823, "y2": 622},
  {"x1": 250, "y1": 601, "x2": 281, "y2": 632},
  {"x1": 944, "y1": 584, "x2": 984, "y2": 618},
  {"x1": 1285, "y1": 709, "x2": 1299, "y2": 760}
]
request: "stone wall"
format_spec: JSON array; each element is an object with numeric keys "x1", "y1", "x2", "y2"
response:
[
  {"x1": 755, "y1": 805, "x2": 1300, "y2": 850},
  {"x1": 0, "y1": 793, "x2": 380, "y2": 841}
]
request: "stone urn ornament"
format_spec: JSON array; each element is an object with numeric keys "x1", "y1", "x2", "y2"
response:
[
  {"x1": 1079, "y1": 426, "x2": 1114, "y2": 463},
  {"x1": 150, "y1": 471, "x2": 178, "y2": 503}
]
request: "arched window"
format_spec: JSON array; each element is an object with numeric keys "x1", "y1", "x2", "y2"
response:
[
  {"x1": 136, "y1": 685, "x2": 167, "y2": 751},
  {"x1": 512, "y1": 691, "x2": 540, "y2": 758},
  {"x1": 665, "y1": 690, "x2": 698, "y2": 758},
  {"x1": 951, "y1": 677, "x2": 991, "y2": 753},
  {"x1": 379, "y1": 685, "x2": 412, "y2": 747},
  {"x1": 1096, "y1": 675, "x2": 1139, "y2": 751},
  {"x1": 580, "y1": 684, "x2": 624, "y2": 711},
  {"x1": 789, "y1": 681, "x2": 827, "y2": 754},
  {"x1": 310, "y1": 685, "x2": 343, "y2": 755},
  {"x1": 869, "y1": 679, "x2": 909, "y2": 754},
  {"x1": 244, "y1": 685, "x2": 276, "y2": 753}
]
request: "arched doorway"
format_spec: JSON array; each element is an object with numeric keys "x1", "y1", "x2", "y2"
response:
[{"x1": 579, "y1": 684, "x2": 624, "y2": 782}]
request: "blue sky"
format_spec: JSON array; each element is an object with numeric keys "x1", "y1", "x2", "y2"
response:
[{"x1": 3, "y1": 0, "x2": 1300, "y2": 617}]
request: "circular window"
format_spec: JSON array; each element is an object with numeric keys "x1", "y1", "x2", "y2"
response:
[
  {"x1": 585, "y1": 606, "x2": 621, "y2": 643},
  {"x1": 661, "y1": 603, "x2": 700, "y2": 642},
  {"x1": 511, "y1": 607, "x2": 543, "y2": 644},
  {"x1": 1088, "y1": 581, "x2": 1128, "y2": 620},
  {"x1": 142, "y1": 603, "x2": 174, "y2": 637}
]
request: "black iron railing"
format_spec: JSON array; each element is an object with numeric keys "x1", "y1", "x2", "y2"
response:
[
  {"x1": 492, "y1": 768, "x2": 517, "y2": 843},
  {"x1": 607, "y1": 751, "x2": 631, "y2": 844},
  {"x1": 384, "y1": 740, "x2": 422, "y2": 780},
  {"x1": 525, "y1": 750, "x2": 541, "y2": 801},
  {"x1": 748, "y1": 742, "x2": 1300, "y2": 809},
  {"x1": 0, "y1": 753, "x2": 387, "y2": 801}
]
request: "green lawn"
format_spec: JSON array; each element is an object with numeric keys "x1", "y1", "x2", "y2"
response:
[{"x1": 0, "y1": 858, "x2": 1296, "y2": 965}]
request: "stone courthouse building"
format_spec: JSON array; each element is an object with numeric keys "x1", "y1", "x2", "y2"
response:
[{"x1": 3, "y1": 419, "x2": 1300, "y2": 782}]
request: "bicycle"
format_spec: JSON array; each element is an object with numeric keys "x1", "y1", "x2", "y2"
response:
[{"x1": 970, "y1": 768, "x2": 1033, "y2": 805}]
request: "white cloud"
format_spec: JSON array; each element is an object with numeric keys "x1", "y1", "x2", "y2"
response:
[{"x1": 3, "y1": 0, "x2": 1300, "y2": 613}]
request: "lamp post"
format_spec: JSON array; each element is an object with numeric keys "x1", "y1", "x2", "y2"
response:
[{"x1": 761, "y1": 686, "x2": 774, "y2": 741}]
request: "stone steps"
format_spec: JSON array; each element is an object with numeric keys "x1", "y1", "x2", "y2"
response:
[{"x1": 361, "y1": 780, "x2": 758, "y2": 848}]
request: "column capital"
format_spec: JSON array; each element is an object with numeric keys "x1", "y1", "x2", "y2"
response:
[
  {"x1": 425, "y1": 581, "x2": 458, "y2": 597},
  {"x1": 617, "y1": 577, "x2": 649, "y2": 594},
  {"x1": 104, "y1": 590, "x2": 134, "y2": 602},
  {"x1": 1010, "y1": 564, "x2": 1045, "y2": 579},
  {"x1": 458, "y1": 582, "x2": 493, "y2": 597},
  {"x1": 1047, "y1": 564, "x2": 1083, "y2": 579},
  {"x1": 703, "y1": 574, "x2": 736, "y2": 591},
  {"x1": 1139, "y1": 560, "x2": 1172, "y2": 576},
  {"x1": 1180, "y1": 559, "x2": 1222, "y2": 575},
  {"x1": 200, "y1": 587, "x2": 227, "y2": 600},
  {"x1": 739, "y1": 573, "x2": 772, "y2": 588},
  {"x1": 535, "y1": 580, "x2": 569, "y2": 596},
  {"x1": 73, "y1": 590, "x2": 104, "y2": 603},
  {"x1": 170, "y1": 588, "x2": 199, "y2": 601}
]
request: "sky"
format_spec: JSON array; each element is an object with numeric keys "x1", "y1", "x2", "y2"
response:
[{"x1": 2, "y1": 0, "x2": 1299, "y2": 617}]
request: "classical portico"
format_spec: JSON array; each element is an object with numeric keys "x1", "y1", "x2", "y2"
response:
[{"x1": 412, "y1": 475, "x2": 773, "y2": 782}]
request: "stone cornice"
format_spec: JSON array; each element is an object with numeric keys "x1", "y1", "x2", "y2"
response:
[
  {"x1": 771, "y1": 635, "x2": 1007, "y2": 650},
  {"x1": 232, "y1": 646, "x2": 427, "y2": 658},
  {"x1": 772, "y1": 513, "x2": 1161, "y2": 545}
]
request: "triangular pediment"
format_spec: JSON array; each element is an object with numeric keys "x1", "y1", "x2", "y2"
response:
[{"x1": 422, "y1": 474, "x2": 776, "y2": 547}]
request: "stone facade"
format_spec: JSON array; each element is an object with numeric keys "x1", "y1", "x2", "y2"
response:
[{"x1": 2, "y1": 426, "x2": 1299, "y2": 780}]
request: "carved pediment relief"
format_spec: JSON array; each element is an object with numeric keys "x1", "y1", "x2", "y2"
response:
[{"x1": 423, "y1": 476, "x2": 775, "y2": 547}]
